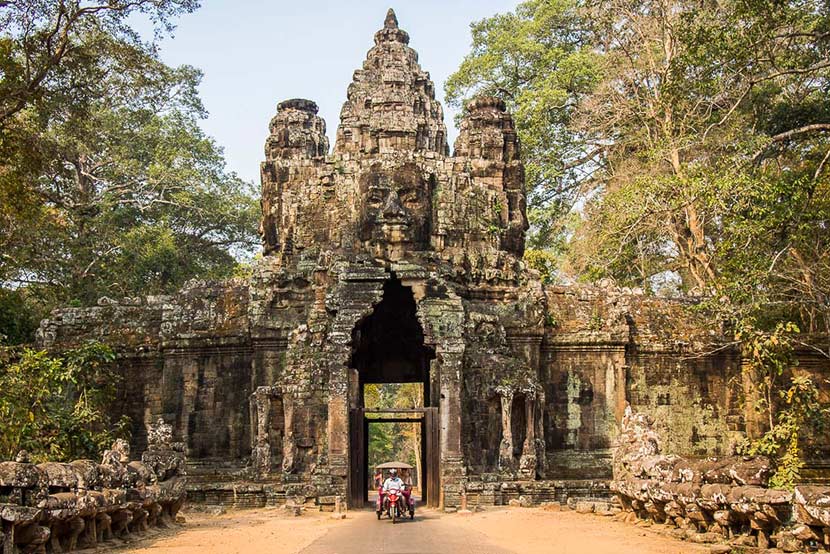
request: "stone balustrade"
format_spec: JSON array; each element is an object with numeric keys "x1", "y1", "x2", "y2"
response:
[
  {"x1": 0, "y1": 419, "x2": 186, "y2": 554},
  {"x1": 612, "y1": 406, "x2": 830, "y2": 551}
]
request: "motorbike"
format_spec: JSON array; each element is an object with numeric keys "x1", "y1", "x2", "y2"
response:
[
  {"x1": 379, "y1": 484, "x2": 414, "y2": 523},
  {"x1": 374, "y1": 462, "x2": 416, "y2": 523}
]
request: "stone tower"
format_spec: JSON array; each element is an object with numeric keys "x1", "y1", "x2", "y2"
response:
[
  {"x1": 250, "y1": 9, "x2": 545, "y2": 505},
  {"x1": 259, "y1": 8, "x2": 527, "y2": 267}
]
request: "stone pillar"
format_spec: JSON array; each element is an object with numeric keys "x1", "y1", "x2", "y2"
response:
[
  {"x1": 519, "y1": 391, "x2": 538, "y2": 479},
  {"x1": 283, "y1": 394, "x2": 297, "y2": 473},
  {"x1": 498, "y1": 388, "x2": 514, "y2": 471},
  {"x1": 615, "y1": 363, "x2": 629, "y2": 424},
  {"x1": 535, "y1": 389, "x2": 546, "y2": 478},
  {"x1": 439, "y1": 349, "x2": 464, "y2": 459},
  {"x1": 438, "y1": 346, "x2": 466, "y2": 508},
  {"x1": 741, "y1": 356, "x2": 764, "y2": 439},
  {"x1": 418, "y1": 292, "x2": 466, "y2": 509},
  {"x1": 251, "y1": 387, "x2": 272, "y2": 477}
]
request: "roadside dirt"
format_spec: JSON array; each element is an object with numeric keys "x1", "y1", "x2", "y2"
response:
[
  {"x1": 108, "y1": 505, "x2": 718, "y2": 554},
  {"x1": 107, "y1": 508, "x2": 334, "y2": 554},
  {"x1": 451, "y1": 506, "x2": 714, "y2": 554}
]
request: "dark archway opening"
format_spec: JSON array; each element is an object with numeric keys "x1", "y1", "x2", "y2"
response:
[
  {"x1": 350, "y1": 277, "x2": 435, "y2": 398},
  {"x1": 511, "y1": 394, "x2": 527, "y2": 458},
  {"x1": 348, "y1": 276, "x2": 439, "y2": 509}
]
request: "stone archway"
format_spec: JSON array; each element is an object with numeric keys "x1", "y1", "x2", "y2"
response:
[
  {"x1": 321, "y1": 265, "x2": 464, "y2": 510},
  {"x1": 345, "y1": 276, "x2": 440, "y2": 508},
  {"x1": 349, "y1": 277, "x2": 435, "y2": 402}
]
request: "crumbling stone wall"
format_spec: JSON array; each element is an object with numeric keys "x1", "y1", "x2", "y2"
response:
[
  {"x1": 0, "y1": 419, "x2": 186, "y2": 554},
  {"x1": 540, "y1": 284, "x2": 749, "y2": 479}
]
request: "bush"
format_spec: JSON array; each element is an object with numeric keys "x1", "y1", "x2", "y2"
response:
[{"x1": 0, "y1": 342, "x2": 130, "y2": 462}]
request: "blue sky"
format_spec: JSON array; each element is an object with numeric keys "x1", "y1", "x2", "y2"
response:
[{"x1": 149, "y1": 0, "x2": 521, "y2": 183}]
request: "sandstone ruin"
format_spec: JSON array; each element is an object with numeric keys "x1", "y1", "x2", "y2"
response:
[
  {"x1": 612, "y1": 406, "x2": 830, "y2": 551},
  {"x1": 27, "y1": 7, "x2": 829, "y2": 528},
  {"x1": 0, "y1": 419, "x2": 186, "y2": 553}
]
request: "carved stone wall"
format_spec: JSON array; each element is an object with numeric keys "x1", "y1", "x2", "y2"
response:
[
  {"x1": 612, "y1": 406, "x2": 830, "y2": 552},
  {"x1": 0, "y1": 420, "x2": 186, "y2": 554}
]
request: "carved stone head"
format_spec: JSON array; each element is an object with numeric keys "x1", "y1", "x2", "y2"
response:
[
  {"x1": 102, "y1": 438, "x2": 131, "y2": 465},
  {"x1": 147, "y1": 417, "x2": 174, "y2": 449},
  {"x1": 358, "y1": 163, "x2": 432, "y2": 258}
]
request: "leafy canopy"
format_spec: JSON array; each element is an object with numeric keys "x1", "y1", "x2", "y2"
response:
[
  {"x1": 0, "y1": 342, "x2": 130, "y2": 462},
  {"x1": 0, "y1": 1, "x2": 259, "y2": 343}
]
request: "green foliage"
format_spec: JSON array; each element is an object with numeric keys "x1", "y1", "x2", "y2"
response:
[
  {"x1": 544, "y1": 311, "x2": 558, "y2": 328},
  {"x1": 364, "y1": 383, "x2": 423, "y2": 480},
  {"x1": 0, "y1": 1, "x2": 258, "y2": 343},
  {"x1": 524, "y1": 248, "x2": 558, "y2": 284},
  {"x1": 740, "y1": 373, "x2": 827, "y2": 489},
  {"x1": 0, "y1": 289, "x2": 43, "y2": 346},
  {"x1": 735, "y1": 320, "x2": 829, "y2": 488},
  {"x1": 0, "y1": 342, "x2": 130, "y2": 462},
  {"x1": 448, "y1": 0, "x2": 830, "y2": 320},
  {"x1": 588, "y1": 311, "x2": 603, "y2": 332},
  {"x1": 368, "y1": 422, "x2": 397, "y2": 473}
]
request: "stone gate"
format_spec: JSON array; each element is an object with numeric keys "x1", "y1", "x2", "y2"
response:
[{"x1": 37, "y1": 9, "x2": 829, "y2": 511}]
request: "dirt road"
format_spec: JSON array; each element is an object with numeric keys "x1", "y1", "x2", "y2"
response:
[
  {"x1": 112, "y1": 506, "x2": 714, "y2": 554},
  {"x1": 300, "y1": 509, "x2": 512, "y2": 554}
]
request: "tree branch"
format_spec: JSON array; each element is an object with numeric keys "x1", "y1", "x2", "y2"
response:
[{"x1": 752, "y1": 123, "x2": 830, "y2": 163}]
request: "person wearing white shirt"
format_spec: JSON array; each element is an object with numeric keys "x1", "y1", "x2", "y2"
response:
[
  {"x1": 382, "y1": 469, "x2": 405, "y2": 514},
  {"x1": 382, "y1": 469, "x2": 404, "y2": 494}
]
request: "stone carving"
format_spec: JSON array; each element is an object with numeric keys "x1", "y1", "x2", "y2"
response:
[
  {"x1": 147, "y1": 417, "x2": 173, "y2": 449},
  {"x1": 496, "y1": 387, "x2": 515, "y2": 472},
  {"x1": 250, "y1": 387, "x2": 276, "y2": 477},
  {"x1": 612, "y1": 405, "x2": 830, "y2": 551},
  {"x1": 0, "y1": 423, "x2": 186, "y2": 553},
  {"x1": 359, "y1": 167, "x2": 433, "y2": 258}
]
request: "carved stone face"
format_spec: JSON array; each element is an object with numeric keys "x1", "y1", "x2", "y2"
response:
[{"x1": 359, "y1": 164, "x2": 432, "y2": 255}]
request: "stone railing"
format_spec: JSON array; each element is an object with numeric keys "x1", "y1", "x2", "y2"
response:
[
  {"x1": 0, "y1": 419, "x2": 186, "y2": 554},
  {"x1": 612, "y1": 406, "x2": 830, "y2": 551}
]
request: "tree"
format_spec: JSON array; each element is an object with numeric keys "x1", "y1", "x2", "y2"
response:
[
  {"x1": 447, "y1": 0, "x2": 830, "y2": 303},
  {"x1": 2, "y1": 97, "x2": 260, "y2": 303},
  {"x1": 0, "y1": 1, "x2": 260, "y2": 342},
  {"x1": 0, "y1": 342, "x2": 130, "y2": 462},
  {"x1": 0, "y1": 0, "x2": 198, "y2": 126}
]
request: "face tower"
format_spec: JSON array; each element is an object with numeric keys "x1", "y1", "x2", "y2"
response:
[
  {"x1": 250, "y1": 9, "x2": 544, "y2": 507},
  {"x1": 259, "y1": 8, "x2": 528, "y2": 267}
]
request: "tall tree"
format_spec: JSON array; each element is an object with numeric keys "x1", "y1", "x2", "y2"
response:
[
  {"x1": 447, "y1": 0, "x2": 830, "y2": 325},
  {"x1": 0, "y1": 0, "x2": 198, "y2": 126},
  {"x1": 0, "y1": 1, "x2": 260, "y2": 342}
]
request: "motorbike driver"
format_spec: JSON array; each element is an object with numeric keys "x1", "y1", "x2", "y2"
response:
[{"x1": 382, "y1": 469, "x2": 405, "y2": 512}]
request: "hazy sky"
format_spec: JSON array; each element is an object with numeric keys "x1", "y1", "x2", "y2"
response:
[{"x1": 150, "y1": 0, "x2": 522, "y2": 183}]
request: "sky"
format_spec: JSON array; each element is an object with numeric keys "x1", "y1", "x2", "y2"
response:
[{"x1": 148, "y1": 0, "x2": 522, "y2": 184}]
